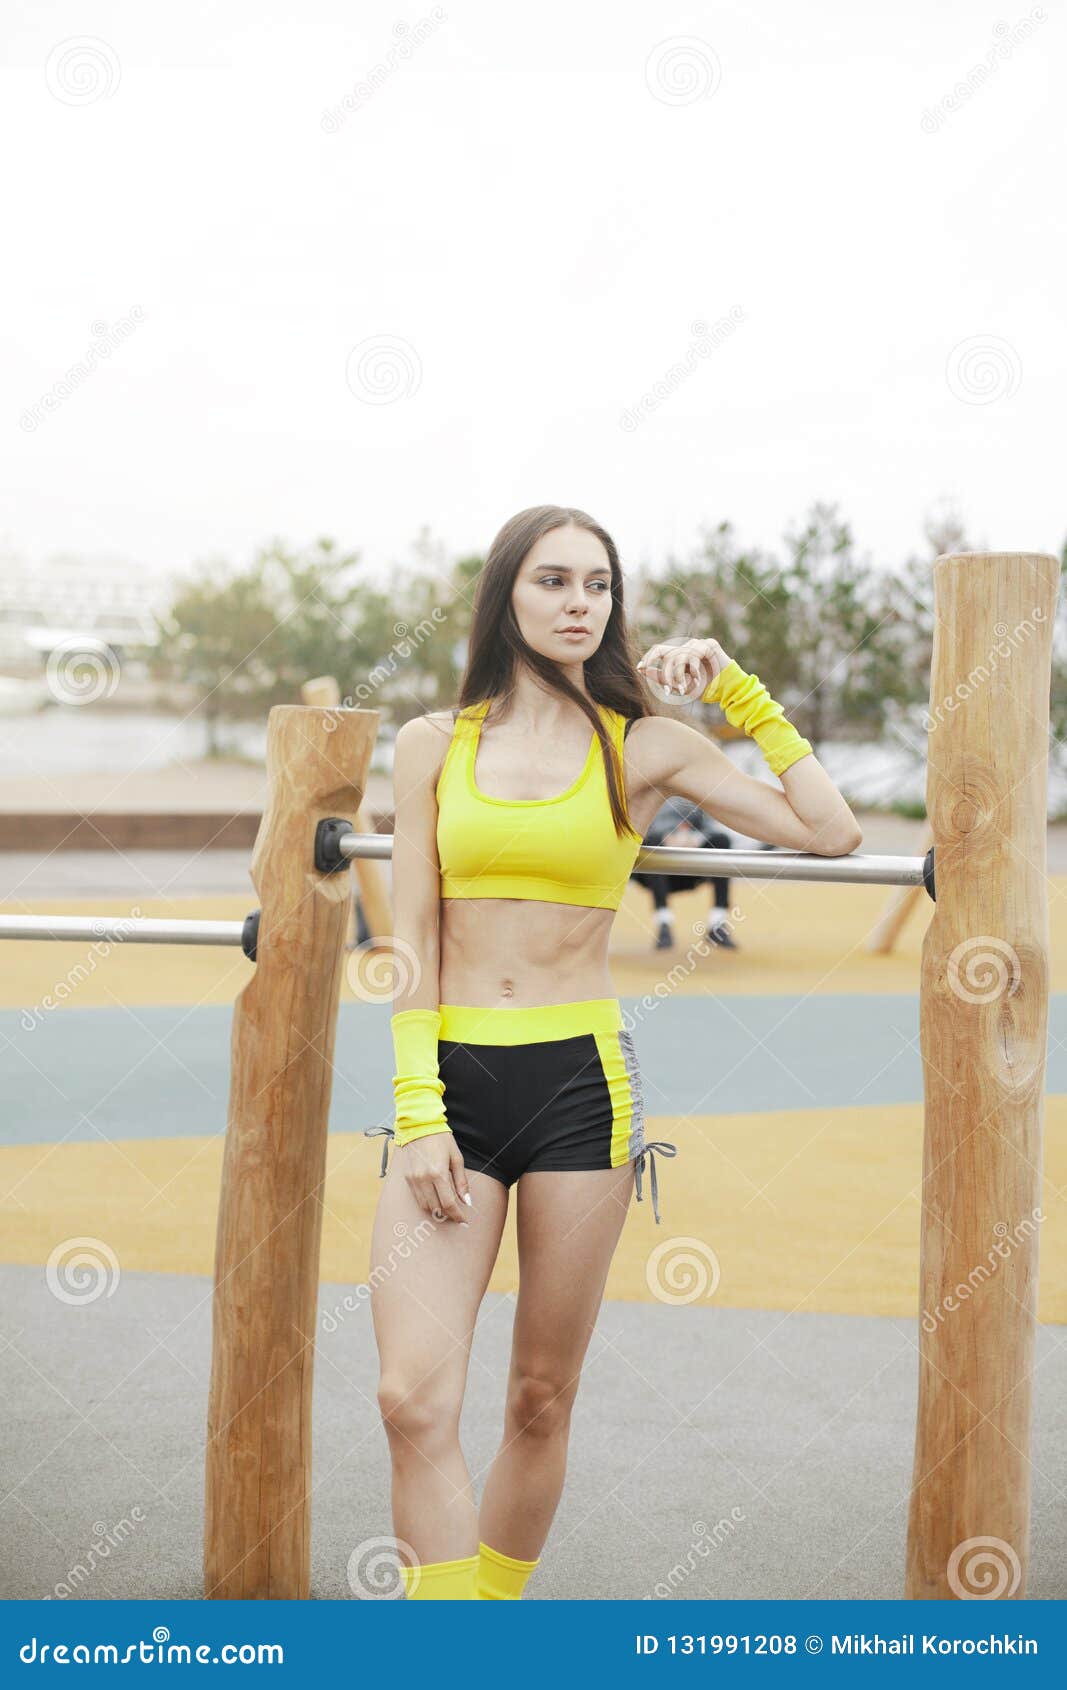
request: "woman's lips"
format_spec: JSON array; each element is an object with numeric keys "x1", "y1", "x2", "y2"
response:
[{"x1": 559, "y1": 628, "x2": 590, "y2": 638}]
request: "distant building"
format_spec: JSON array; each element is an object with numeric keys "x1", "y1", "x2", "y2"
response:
[{"x1": 0, "y1": 551, "x2": 167, "y2": 673}]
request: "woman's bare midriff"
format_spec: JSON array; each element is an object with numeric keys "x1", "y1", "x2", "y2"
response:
[{"x1": 438, "y1": 896, "x2": 617, "y2": 1008}]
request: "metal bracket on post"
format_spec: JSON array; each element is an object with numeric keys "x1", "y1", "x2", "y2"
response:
[
  {"x1": 241, "y1": 910, "x2": 261, "y2": 962},
  {"x1": 923, "y1": 844, "x2": 936, "y2": 903},
  {"x1": 314, "y1": 817, "x2": 352, "y2": 874}
]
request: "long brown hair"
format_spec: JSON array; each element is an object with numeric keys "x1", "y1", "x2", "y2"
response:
[{"x1": 451, "y1": 505, "x2": 652, "y2": 840}]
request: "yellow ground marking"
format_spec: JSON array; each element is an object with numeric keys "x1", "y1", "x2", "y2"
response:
[
  {"x1": 2, "y1": 877, "x2": 1066, "y2": 1008},
  {"x1": 2, "y1": 1097, "x2": 1063, "y2": 1319}
]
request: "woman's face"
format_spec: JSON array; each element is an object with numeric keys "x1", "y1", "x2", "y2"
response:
[{"x1": 510, "y1": 525, "x2": 614, "y2": 669}]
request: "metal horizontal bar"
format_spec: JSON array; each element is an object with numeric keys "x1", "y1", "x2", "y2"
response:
[
  {"x1": 0, "y1": 915, "x2": 246, "y2": 945},
  {"x1": 336, "y1": 831, "x2": 927, "y2": 889},
  {"x1": 0, "y1": 847, "x2": 928, "y2": 951}
]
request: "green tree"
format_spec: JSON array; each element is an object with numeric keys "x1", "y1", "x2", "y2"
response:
[{"x1": 152, "y1": 537, "x2": 374, "y2": 753}]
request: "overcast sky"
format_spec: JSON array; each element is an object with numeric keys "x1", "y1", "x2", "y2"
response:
[{"x1": 2, "y1": 0, "x2": 1062, "y2": 590}]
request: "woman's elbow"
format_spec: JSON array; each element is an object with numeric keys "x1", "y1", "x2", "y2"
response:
[
  {"x1": 808, "y1": 811, "x2": 865, "y2": 851},
  {"x1": 817, "y1": 821, "x2": 864, "y2": 856}
]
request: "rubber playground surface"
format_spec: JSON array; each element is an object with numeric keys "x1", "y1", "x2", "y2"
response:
[{"x1": 2, "y1": 871, "x2": 1065, "y2": 1601}]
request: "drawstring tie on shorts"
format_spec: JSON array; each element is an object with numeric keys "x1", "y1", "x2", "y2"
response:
[
  {"x1": 367, "y1": 1124, "x2": 679, "y2": 1225},
  {"x1": 633, "y1": 1139, "x2": 678, "y2": 1225},
  {"x1": 365, "y1": 1122, "x2": 395, "y2": 1178}
]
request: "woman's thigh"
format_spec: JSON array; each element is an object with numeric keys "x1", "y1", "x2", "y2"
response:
[
  {"x1": 509, "y1": 1165, "x2": 634, "y2": 1385},
  {"x1": 369, "y1": 1158, "x2": 510, "y2": 1403}
]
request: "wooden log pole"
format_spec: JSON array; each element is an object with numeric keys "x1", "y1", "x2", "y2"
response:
[
  {"x1": 905, "y1": 552, "x2": 1059, "y2": 1599},
  {"x1": 204, "y1": 703, "x2": 378, "y2": 1599},
  {"x1": 300, "y1": 676, "x2": 394, "y2": 945}
]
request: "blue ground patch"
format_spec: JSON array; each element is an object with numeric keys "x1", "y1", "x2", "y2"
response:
[{"x1": 2, "y1": 995, "x2": 1066, "y2": 1146}]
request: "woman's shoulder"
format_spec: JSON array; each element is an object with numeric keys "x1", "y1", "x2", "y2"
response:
[
  {"x1": 617, "y1": 710, "x2": 698, "y2": 765},
  {"x1": 405, "y1": 701, "x2": 489, "y2": 768},
  {"x1": 417, "y1": 700, "x2": 484, "y2": 733},
  {"x1": 394, "y1": 710, "x2": 463, "y2": 771},
  {"x1": 613, "y1": 706, "x2": 656, "y2": 742},
  {"x1": 395, "y1": 708, "x2": 471, "y2": 797},
  {"x1": 420, "y1": 707, "x2": 457, "y2": 732}
]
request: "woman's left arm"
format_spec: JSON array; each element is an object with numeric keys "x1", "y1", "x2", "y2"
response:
[
  {"x1": 635, "y1": 637, "x2": 864, "y2": 856},
  {"x1": 630, "y1": 717, "x2": 863, "y2": 854}
]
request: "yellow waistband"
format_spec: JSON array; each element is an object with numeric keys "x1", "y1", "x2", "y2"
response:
[{"x1": 437, "y1": 997, "x2": 623, "y2": 1045}]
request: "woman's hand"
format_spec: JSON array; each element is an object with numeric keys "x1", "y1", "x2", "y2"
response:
[
  {"x1": 637, "y1": 637, "x2": 732, "y2": 701},
  {"x1": 402, "y1": 1131, "x2": 472, "y2": 1225}
]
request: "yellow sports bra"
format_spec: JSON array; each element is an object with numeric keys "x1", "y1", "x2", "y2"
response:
[{"x1": 435, "y1": 699, "x2": 643, "y2": 911}]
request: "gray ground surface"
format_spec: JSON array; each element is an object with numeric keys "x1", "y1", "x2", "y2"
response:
[{"x1": 3, "y1": 1265, "x2": 1064, "y2": 1602}]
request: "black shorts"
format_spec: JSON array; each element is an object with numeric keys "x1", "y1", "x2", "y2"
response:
[{"x1": 368, "y1": 997, "x2": 678, "y2": 1223}]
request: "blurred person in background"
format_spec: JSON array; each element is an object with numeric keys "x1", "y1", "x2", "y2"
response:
[{"x1": 632, "y1": 797, "x2": 739, "y2": 951}]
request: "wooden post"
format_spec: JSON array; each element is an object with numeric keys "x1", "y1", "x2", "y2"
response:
[
  {"x1": 300, "y1": 676, "x2": 393, "y2": 945},
  {"x1": 905, "y1": 552, "x2": 1059, "y2": 1599},
  {"x1": 204, "y1": 704, "x2": 377, "y2": 1599}
]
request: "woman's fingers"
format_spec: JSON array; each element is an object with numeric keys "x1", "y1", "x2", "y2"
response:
[
  {"x1": 639, "y1": 638, "x2": 725, "y2": 697},
  {"x1": 448, "y1": 1142, "x2": 472, "y2": 1208},
  {"x1": 401, "y1": 1137, "x2": 470, "y2": 1224},
  {"x1": 430, "y1": 1175, "x2": 469, "y2": 1225},
  {"x1": 639, "y1": 643, "x2": 697, "y2": 694},
  {"x1": 408, "y1": 1171, "x2": 468, "y2": 1225},
  {"x1": 638, "y1": 644, "x2": 675, "y2": 689}
]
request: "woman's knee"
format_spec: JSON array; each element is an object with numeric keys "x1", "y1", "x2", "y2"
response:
[
  {"x1": 506, "y1": 1369, "x2": 579, "y2": 1438},
  {"x1": 377, "y1": 1372, "x2": 460, "y2": 1448}
]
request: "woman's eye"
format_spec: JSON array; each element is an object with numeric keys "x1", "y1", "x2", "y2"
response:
[{"x1": 540, "y1": 577, "x2": 610, "y2": 590}]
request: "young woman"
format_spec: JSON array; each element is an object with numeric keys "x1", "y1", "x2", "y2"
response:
[{"x1": 364, "y1": 505, "x2": 862, "y2": 1601}]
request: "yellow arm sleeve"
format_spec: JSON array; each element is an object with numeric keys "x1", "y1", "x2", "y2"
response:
[
  {"x1": 391, "y1": 1008, "x2": 451, "y2": 1148},
  {"x1": 701, "y1": 660, "x2": 813, "y2": 777}
]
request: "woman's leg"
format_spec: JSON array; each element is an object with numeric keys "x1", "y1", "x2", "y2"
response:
[
  {"x1": 706, "y1": 827, "x2": 732, "y2": 912},
  {"x1": 642, "y1": 872, "x2": 675, "y2": 948},
  {"x1": 369, "y1": 1157, "x2": 509, "y2": 1562},
  {"x1": 477, "y1": 1163, "x2": 634, "y2": 1560}
]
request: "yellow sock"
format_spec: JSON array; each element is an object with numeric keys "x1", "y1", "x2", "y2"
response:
[
  {"x1": 475, "y1": 1539, "x2": 540, "y2": 1600},
  {"x1": 399, "y1": 1551, "x2": 480, "y2": 1599}
]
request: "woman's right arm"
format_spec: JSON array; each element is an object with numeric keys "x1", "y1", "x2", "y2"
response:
[{"x1": 389, "y1": 717, "x2": 472, "y2": 1224}]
